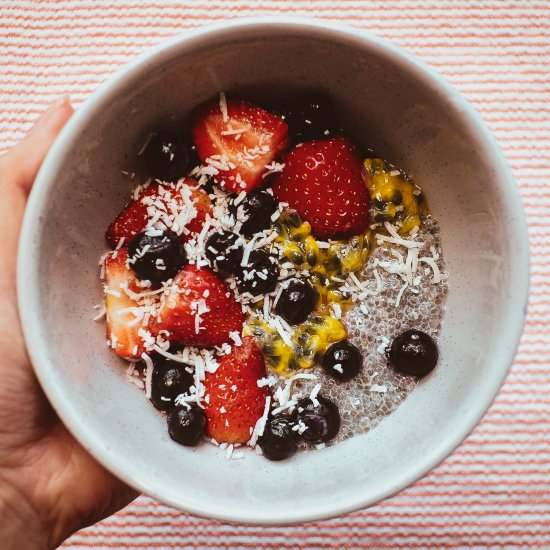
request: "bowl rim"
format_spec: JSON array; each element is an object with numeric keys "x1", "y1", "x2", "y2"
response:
[{"x1": 17, "y1": 16, "x2": 530, "y2": 525}]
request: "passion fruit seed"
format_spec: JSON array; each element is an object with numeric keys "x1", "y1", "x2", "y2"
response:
[
  {"x1": 373, "y1": 197, "x2": 385, "y2": 209},
  {"x1": 391, "y1": 190, "x2": 403, "y2": 205}
]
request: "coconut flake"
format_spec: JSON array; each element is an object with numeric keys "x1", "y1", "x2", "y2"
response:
[
  {"x1": 257, "y1": 375, "x2": 278, "y2": 388},
  {"x1": 219, "y1": 92, "x2": 228, "y2": 123},
  {"x1": 419, "y1": 256, "x2": 442, "y2": 283},
  {"x1": 229, "y1": 331, "x2": 242, "y2": 346},
  {"x1": 395, "y1": 281, "x2": 408, "y2": 307},
  {"x1": 249, "y1": 395, "x2": 271, "y2": 446},
  {"x1": 272, "y1": 316, "x2": 294, "y2": 347},
  {"x1": 333, "y1": 363, "x2": 343, "y2": 374},
  {"x1": 309, "y1": 383, "x2": 322, "y2": 407},
  {"x1": 138, "y1": 133, "x2": 154, "y2": 156},
  {"x1": 92, "y1": 305, "x2": 106, "y2": 321},
  {"x1": 142, "y1": 353, "x2": 154, "y2": 399}
]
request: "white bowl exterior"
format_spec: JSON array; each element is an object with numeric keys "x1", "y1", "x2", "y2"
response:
[{"x1": 18, "y1": 19, "x2": 529, "y2": 524}]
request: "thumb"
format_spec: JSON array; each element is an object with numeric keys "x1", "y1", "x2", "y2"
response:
[
  {"x1": 0, "y1": 97, "x2": 74, "y2": 297},
  {"x1": 5, "y1": 97, "x2": 74, "y2": 194}
]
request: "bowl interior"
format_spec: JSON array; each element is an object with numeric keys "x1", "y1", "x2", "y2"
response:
[{"x1": 19, "y1": 20, "x2": 528, "y2": 523}]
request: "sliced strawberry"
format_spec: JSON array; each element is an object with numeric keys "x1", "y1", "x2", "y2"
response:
[
  {"x1": 185, "y1": 184, "x2": 211, "y2": 236},
  {"x1": 104, "y1": 248, "x2": 154, "y2": 359},
  {"x1": 204, "y1": 337, "x2": 270, "y2": 444},
  {"x1": 154, "y1": 265, "x2": 244, "y2": 347},
  {"x1": 272, "y1": 136, "x2": 370, "y2": 239},
  {"x1": 105, "y1": 178, "x2": 211, "y2": 248},
  {"x1": 191, "y1": 97, "x2": 289, "y2": 193}
]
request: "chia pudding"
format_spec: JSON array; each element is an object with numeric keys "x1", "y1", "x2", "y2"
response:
[{"x1": 96, "y1": 93, "x2": 447, "y2": 461}]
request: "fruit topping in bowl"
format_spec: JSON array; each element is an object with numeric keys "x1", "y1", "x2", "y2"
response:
[
  {"x1": 128, "y1": 229, "x2": 186, "y2": 286},
  {"x1": 191, "y1": 96, "x2": 289, "y2": 193},
  {"x1": 275, "y1": 278, "x2": 318, "y2": 325},
  {"x1": 203, "y1": 336, "x2": 269, "y2": 445},
  {"x1": 96, "y1": 92, "x2": 448, "y2": 461},
  {"x1": 292, "y1": 396, "x2": 341, "y2": 444},
  {"x1": 272, "y1": 136, "x2": 370, "y2": 239},
  {"x1": 389, "y1": 329, "x2": 439, "y2": 378},
  {"x1": 150, "y1": 359, "x2": 194, "y2": 412},
  {"x1": 267, "y1": 94, "x2": 339, "y2": 144},
  {"x1": 143, "y1": 130, "x2": 196, "y2": 182},
  {"x1": 258, "y1": 415, "x2": 297, "y2": 461},
  {"x1": 167, "y1": 405, "x2": 208, "y2": 447},
  {"x1": 229, "y1": 188, "x2": 279, "y2": 238},
  {"x1": 322, "y1": 341, "x2": 363, "y2": 383},
  {"x1": 154, "y1": 265, "x2": 245, "y2": 347}
]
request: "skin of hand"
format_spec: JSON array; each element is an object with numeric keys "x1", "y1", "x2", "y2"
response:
[{"x1": 0, "y1": 98, "x2": 138, "y2": 550}]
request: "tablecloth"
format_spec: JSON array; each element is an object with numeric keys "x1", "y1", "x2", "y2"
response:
[{"x1": 1, "y1": 1, "x2": 549, "y2": 548}]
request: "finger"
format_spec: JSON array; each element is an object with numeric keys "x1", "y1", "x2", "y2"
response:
[{"x1": 4, "y1": 97, "x2": 74, "y2": 194}]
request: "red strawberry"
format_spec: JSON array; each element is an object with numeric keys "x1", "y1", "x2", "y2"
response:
[
  {"x1": 185, "y1": 184, "x2": 211, "y2": 236},
  {"x1": 204, "y1": 337, "x2": 270, "y2": 444},
  {"x1": 104, "y1": 248, "x2": 154, "y2": 359},
  {"x1": 191, "y1": 97, "x2": 289, "y2": 193},
  {"x1": 154, "y1": 265, "x2": 244, "y2": 347},
  {"x1": 105, "y1": 179, "x2": 211, "y2": 248},
  {"x1": 272, "y1": 136, "x2": 370, "y2": 239}
]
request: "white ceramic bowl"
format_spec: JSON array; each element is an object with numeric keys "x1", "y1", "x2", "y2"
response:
[{"x1": 17, "y1": 18, "x2": 529, "y2": 524}]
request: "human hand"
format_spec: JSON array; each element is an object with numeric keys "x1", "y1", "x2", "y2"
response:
[{"x1": 0, "y1": 98, "x2": 138, "y2": 550}]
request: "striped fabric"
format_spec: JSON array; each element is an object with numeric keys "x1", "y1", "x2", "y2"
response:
[{"x1": 2, "y1": 1, "x2": 549, "y2": 548}]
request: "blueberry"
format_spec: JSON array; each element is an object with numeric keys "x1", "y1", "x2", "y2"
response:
[
  {"x1": 322, "y1": 341, "x2": 362, "y2": 382},
  {"x1": 229, "y1": 189, "x2": 278, "y2": 238},
  {"x1": 143, "y1": 131, "x2": 194, "y2": 182},
  {"x1": 201, "y1": 175, "x2": 217, "y2": 194},
  {"x1": 205, "y1": 231, "x2": 243, "y2": 276},
  {"x1": 293, "y1": 396, "x2": 340, "y2": 444},
  {"x1": 167, "y1": 405, "x2": 207, "y2": 446},
  {"x1": 150, "y1": 359, "x2": 194, "y2": 412},
  {"x1": 389, "y1": 329, "x2": 438, "y2": 377},
  {"x1": 267, "y1": 95, "x2": 338, "y2": 144},
  {"x1": 258, "y1": 416, "x2": 297, "y2": 461},
  {"x1": 235, "y1": 249, "x2": 279, "y2": 296},
  {"x1": 128, "y1": 229, "x2": 186, "y2": 286},
  {"x1": 275, "y1": 278, "x2": 318, "y2": 325}
]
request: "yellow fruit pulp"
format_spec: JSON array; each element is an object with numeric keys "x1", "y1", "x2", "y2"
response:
[{"x1": 362, "y1": 158, "x2": 427, "y2": 235}]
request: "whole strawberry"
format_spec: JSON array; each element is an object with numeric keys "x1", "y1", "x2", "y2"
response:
[
  {"x1": 204, "y1": 337, "x2": 270, "y2": 444},
  {"x1": 272, "y1": 136, "x2": 370, "y2": 239},
  {"x1": 155, "y1": 265, "x2": 244, "y2": 347}
]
